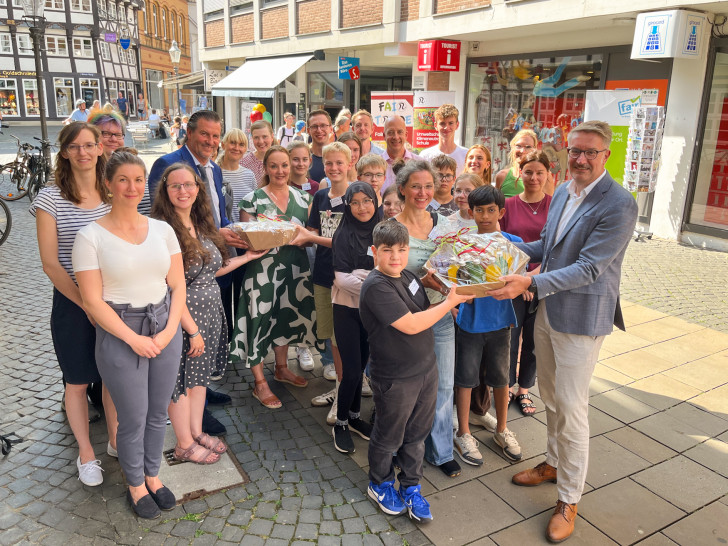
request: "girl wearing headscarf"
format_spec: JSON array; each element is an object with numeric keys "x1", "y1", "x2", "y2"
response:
[{"x1": 330, "y1": 182, "x2": 382, "y2": 454}]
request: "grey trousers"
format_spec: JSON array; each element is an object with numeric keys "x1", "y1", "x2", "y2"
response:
[
  {"x1": 95, "y1": 294, "x2": 182, "y2": 487},
  {"x1": 368, "y1": 365, "x2": 438, "y2": 489}
]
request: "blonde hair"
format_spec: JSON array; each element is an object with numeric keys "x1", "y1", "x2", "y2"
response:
[
  {"x1": 508, "y1": 129, "x2": 539, "y2": 173},
  {"x1": 322, "y1": 141, "x2": 351, "y2": 163},
  {"x1": 454, "y1": 172, "x2": 484, "y2": 190},
  {"x1": 261, "y1": 145, "x2": 290, "y2": 187},
  {"x1": 287, "y1": 140, "x2": 311, "y2": 156},
  {"x1": 356, "y1": 153, "x2": 387, "y2": 176},
  {"x1": 465, "y1": 144, "x2": 492, "y2": 184},
  {"x1": 434, "y1": 104, "x2": 459, "y2": 122},
  {"x1": 218, "y1": 128, "x2": 248, "y2": 166},
  {"x1": 570, "y1": 120, "x2": 613, "y2": 147}
]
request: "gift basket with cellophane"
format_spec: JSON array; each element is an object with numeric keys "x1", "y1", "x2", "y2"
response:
[
  {"x1": 230, "y1": 209, "x2": 298, "y2": 251},
  {"x1": 425, "y1": 227, "x2": 530, "y2": 296}
]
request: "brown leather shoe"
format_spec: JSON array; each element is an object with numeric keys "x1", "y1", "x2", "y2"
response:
[
  {"x1": 512, "y1": 461, "x2": 557, "y2": 486},
  {"x1": 546, "y1": 501, "x2": 577, "y2": 543}
]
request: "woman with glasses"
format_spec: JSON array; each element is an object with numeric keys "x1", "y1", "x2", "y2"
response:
[
  {"x1": 151, "y1": 163, "x2": 267, "y2": 465},
  {"x1": 241, "y1": 120, "x2": 275, "y2": 187},
  {"x1": 31, "y1": 123, "x2": 116, "y2": 488},
  {"x1": 495, "y1": 129, "x2": 555, "y2": 197},
  {"x1": 72, "y1": 151, "x2": 185, "y2": 519},
  {"x1": 88, "y1": 103, "x2": 127, "y2": 159},
  {"x1": 464, "y1": 144, "x2": 492, "y2": 187}
]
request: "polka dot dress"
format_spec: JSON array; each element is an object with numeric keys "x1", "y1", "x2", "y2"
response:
[{"x1": 172, "y1": 236, "x2": 227, "y2": 402}]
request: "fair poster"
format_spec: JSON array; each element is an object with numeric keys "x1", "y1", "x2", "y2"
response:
[
  {"x1": 584, "y1": 89, "x2": 651, "y2": 185},
  {"x1": 370, "y1": 92, "x2": 414, "y2": 148},
  {"x1": 412, "y1": 91, "x2": 455, "y2": 152}
]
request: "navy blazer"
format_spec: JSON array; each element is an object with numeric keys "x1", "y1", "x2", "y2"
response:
[
  {"x1": 517, "y1": 171, "x2": 638, "y2": 337},
  {"x1": 147, "y1": 145, "x2": 230, "y2": 228}
]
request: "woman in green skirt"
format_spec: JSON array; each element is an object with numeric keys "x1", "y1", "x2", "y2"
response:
[{"x1": 231, "y1": 145, "x2": 318, "y2": 409}]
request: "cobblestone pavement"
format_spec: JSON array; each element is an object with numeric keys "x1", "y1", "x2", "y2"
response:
[{"x1": 1, "y1": 153, "x2": 727, "y2": 545}]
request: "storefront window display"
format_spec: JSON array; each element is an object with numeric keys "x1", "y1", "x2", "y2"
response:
[
  {"x1": 688, "y1": 50, "x2": 728, "y2": 233},
  {"x1": 23, "y1": 79, "x2": 45, "y2": 116},
  {"x1": 308, "y1": 72, "x2": 344, "y2": 112},
  {"x1": 80, "y1": 77, "x2": 100, "y2": 106},
  {"x1": 465, "y1": 54, "x2": 602, "y2": 184},
  {"x1": 0, "y1": 79, "x2": 19, "y2": 117},
  {"x1": 54, "y1": 77, "x2": 73, "y2": 117},
  {"x1": 108, "y1": 80, "x2": 117, "y2": 104}
]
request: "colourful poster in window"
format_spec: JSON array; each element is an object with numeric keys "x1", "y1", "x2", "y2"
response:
[
  {"x1": 412, "y1": 91, "x2": 455, "y2": 152},
  {"x1": 370, "y1": 92, "x2": 413, "y2": 149}
]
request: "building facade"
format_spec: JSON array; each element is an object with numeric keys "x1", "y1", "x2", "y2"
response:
[
  {"x1": 197, "y1": 0, "x2": 728, "y2": 250},
  {"x1": 0, "y1": 0, "x2": 141, "y2": 122}
]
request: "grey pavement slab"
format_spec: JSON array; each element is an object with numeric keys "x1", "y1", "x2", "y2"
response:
[
  {"x1": 604, "y1": 427, "x2": 677, "y2": 465},
  {"x1": 616, "y1": 374, "x2": 702, "y2": 411},
  {"x1": 663, "y1": 350, "x2": 728, "y2": 391},
  {"x1": 683, "y1": 437, "x2": 728, "y2": 477},
  {"x1": 584, "y1": 436, "x2": 651, "y2": 489},
  {"x1": 489, "y1": 509, "x2": 617, "y2": 546},
  {"x1": 662, "y1": 500, "x2": 728, "y2": 545}
]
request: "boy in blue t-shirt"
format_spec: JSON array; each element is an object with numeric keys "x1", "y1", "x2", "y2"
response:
[{"x1": 453, "y1": 185, "x2": 524, "y2": 465}]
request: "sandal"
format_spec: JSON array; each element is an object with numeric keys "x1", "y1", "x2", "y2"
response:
[
  {"x1": 274, "y1": 366, "x2": 308, "y2": 388},
  {"x1": 516, "y1": 393, "x2": 536, "y2": 416},
  {"x1": 195, "y1": 433, "x2": 227, "y2": 454},
  {"x1": 252, "y1": 379, "x2": 282, "y2": 409},
  {"x1": 173, "y1": 442, "x2": 220, "y2": 465},
  {"x1": 508, "y1": 390, "x2": 515, "y2": 406}
]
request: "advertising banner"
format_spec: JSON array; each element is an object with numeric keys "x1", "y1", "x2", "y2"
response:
[
  {"x1": 412, "y1": 91, "x2": 456, "y2": 151},
  {"x1": 370, "y1": 92, "x2": 414, "y2": 148},
  {"x1": 338, "y1": 57, "x2": 360, "y2": 80}
]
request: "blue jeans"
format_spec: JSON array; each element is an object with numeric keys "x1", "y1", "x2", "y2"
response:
[
  {"x1": 320, "y1": 338, "x2": 334, "y2": 366},
  {"x1": 424, "y1": 312, "x2": 455, "y2": 466}
]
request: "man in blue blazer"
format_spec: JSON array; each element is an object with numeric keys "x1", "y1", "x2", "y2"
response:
[
  {"x1": 148, "y1": 110, "x2": 246, "y2": 433},
  {"x1": 491, "y1": 121, "x2": 638, "y2": 543}
]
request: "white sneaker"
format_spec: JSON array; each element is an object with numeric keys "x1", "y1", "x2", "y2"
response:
[
  {"x1": 323, "y1": 363, "x2": 337, "y2": 381},
  {"x1": 326, "y1": 381, "x2": 340, "y2": 425},
  {"x1": 493, "y1": 428, "x2": 522, "y2": 462},
  {"x1": 361, "y1": 374, "x2": 372, "y2": 397},
  {"x1": 312, "y1": 386, "x2": 336, "y2": 407},
  {"x1": 469, "y1": 410, "x2": 498, "y2": 433},
  {"x1": 454, "y1": 433, "x2": 483, "y2": 466},
  {"x1": 107, "y1": 442, "x2": 118, "y2": 458},
  {"x1": 77, "y1": 456, "x2": 104, "y2": 486},
  {"x1": 452, "y1": 407, "x2": 459, "y2": 431},
  {"x1": 296, "y1": 346, "x2": 314, "y2": 371}
]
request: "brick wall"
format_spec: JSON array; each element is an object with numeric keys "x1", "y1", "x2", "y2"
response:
[
  {"x1": 297, "y1": 0, "x2": 331, "y2": 35},
  {"x1": 434, "y1": 0, "x2": 490, "y2": 14},
  {"x1": 341, "y1": 0, "x2": 382, "y2": 28},
  {"x1": 231, "y1": 13, "x2": 254, "y2": 43},
  {"x1": 205, "y1": 20, "x2": 225, "y2": 47},
  {"x1": 400, "y1": 0, "x2": 420, "y2": 21},
  {"x1": 261, "y1": 5, "x2": 289, "y2": 40}
]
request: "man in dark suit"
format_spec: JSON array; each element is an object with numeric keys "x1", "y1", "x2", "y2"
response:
[
  {"x1": 148, "y1": 110, "x2": 246, "y2": 434},
  {"x1": 491, "y1": 121, "x2": 638, "y2": 543}
]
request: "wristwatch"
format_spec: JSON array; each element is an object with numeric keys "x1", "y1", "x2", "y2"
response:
[{"x1": 527, "y1": 277, "x2": 538, "y2": 297}]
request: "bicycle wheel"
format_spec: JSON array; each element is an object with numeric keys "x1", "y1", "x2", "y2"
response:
[
  {"x1": 0, "y1": 165, "x2": 28, "y2": 201},
  {"x1": 0, "y1": 199, "x2": 11, "y2": 245},
  {"x1": 27, "y1": 168, "x2": 47, "y2": 203}
]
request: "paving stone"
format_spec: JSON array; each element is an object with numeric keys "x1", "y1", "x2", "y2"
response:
[
  {"x1": 247, "y1": 518, "x2": 274, "y2": 536},
  {"x1": 227, "y1": 508, "x2": 252, "y2": 527},
  {"x1": 294, "y1": 522, "x2": 318, "y2": 540},
  {"x1": 270, "y1": 523, "x2": 295, "y2": 540}
]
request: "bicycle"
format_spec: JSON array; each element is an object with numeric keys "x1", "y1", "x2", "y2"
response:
[
  {"x1": 26, "y1": 137, "x2": 52, "y2": 203},
  {"x1": 0, "y1": 131, "x2": 34, "y2": 201},
  {"x1": 0, "y1": 198, "x2": 11, "y2": 246}
]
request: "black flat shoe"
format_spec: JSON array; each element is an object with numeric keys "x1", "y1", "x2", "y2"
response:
[
  {"x1": 206, "y1": 388, "x2": 231, "y2": 406},
  {"x1": 146, "y1": 484, "x2": 176, "y2": 510},
  {"x1": 127, "y1": 490, "x2": 161, "y2": 519},
  {"x1": 437, "y1": 459, "x2": 462, "y2": 478},
  {"x1": 202, "y1": 407, "x2": 226, "y2": 436}
]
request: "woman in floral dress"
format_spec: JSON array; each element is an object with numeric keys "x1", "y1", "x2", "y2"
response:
[{"x1": 231, "y1": 145, "x2": 318, "y2": 409}]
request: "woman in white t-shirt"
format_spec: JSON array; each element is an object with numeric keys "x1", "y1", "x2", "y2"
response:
[
  {"x1": 73, "y1": 150, "x2": 186, "y2": 520},
  {"x1": 31, "y1": 122, "x2": 115, "y2": 488}
]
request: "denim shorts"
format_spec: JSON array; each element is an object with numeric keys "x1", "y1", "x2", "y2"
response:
[{"x1": 454, "y1": 327, "x2": 511, "y2": 389}]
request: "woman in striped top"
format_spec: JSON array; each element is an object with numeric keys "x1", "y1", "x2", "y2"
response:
[
  {"x1": 30, "y1": 122, "x2": 117, "y2": 487},
  {"x1": 218, "y1": 128, "x2": 256, "y2": 222}
]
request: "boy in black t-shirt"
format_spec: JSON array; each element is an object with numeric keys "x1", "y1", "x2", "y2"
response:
[{"x1": 360, "y1": 222, "x2": 472, "y2": 522}]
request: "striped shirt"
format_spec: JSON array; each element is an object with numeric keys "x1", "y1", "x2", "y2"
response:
[
  {"x1": 222, "y1": 166, "x2": 256, "y2": 222},
  {"x1": 240, "y1": 151, "x2": 265, "y2": 187},
  {"x1": 30, "y1": 185, "x2": 111, "y2": 283}
]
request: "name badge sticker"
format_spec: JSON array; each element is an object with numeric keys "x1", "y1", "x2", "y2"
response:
[
  {"x1": 427, "y1": 226, "x2": 439, "y2": 240},
  {"x1": 302, "y1": 183, "x2": 311, "y2": 191},
  {"x1": 367, "y1": 246, "x2": 374, "y2": 257},
  {"x1": 408, "y1": 279, "x2": 419, "y2": 295},
  {"x1": 330, "y1": 196, "x2": 343, "y2": 207},
  {"x1": 429, "y1": 199, "x2": 440, "y2": 210}
]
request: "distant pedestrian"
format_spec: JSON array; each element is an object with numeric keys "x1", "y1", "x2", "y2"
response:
[
  {"x1": 116, "y1": 91, "x2": 128, "y2": 120},
  {"x1": 276, "y1": 112, "x2": 296, "y2": 146}
]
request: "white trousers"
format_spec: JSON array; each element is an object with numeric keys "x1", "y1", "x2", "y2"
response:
[{"x1": 534, "y1": 302, "x2": 605, "y2": 504}]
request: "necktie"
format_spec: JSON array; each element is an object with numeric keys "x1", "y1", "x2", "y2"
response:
[{"x1": 197, "y1": 164, "x2": 220, "y2": 228}]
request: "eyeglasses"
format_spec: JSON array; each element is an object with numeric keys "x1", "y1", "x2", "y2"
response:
[
  {"x1": 453, "y1": 188, "x2": 472, "y2": 195},
  {"x1": 349, "y1": 198, "x2": 374, "y2": 208},
  {"x1": 567, "y1": 148, "x2": 607, "y2": 160},
  {"x1": 408, "y1": 184, "x2": 435, "y2": 192},
  {"x1": 437, "y1": 173, "x2": 454, "y2": 182},
  {"x1": 66, "y1": 143, "x2": 98, "y2": 154},
  {"x1": 515, "y1": 144, "x2": 534, "y2": 151},
  {"x1": 101, "y1": 131, "x2": 125, "y2": 140},
  {"x1": 308, "y1": 124, "x2": 330, "y2": 131},
  {"x1": 360, "y1": 172, "x2": 385, "y2": 180},
  {"x1": 167, "y1": 182, "x2": 198, "y2": 192}
]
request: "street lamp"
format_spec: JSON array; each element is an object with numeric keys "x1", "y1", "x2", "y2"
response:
[
  {"x1": 21, "y1": 0, "x2": 50, "y2": 169},
  {"x1": 168, "y1": 40, "x2": 181, "y2": 116}
]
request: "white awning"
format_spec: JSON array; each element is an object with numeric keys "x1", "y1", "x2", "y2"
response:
[
  {"x1": 157, "y1": 70, "x2": 205, "y2": 89},
  {"x1": 211, "y1": 54, "x2": 313, "y2": 98}
]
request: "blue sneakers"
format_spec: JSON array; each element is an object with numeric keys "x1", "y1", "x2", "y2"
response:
[
  {"x1": 368, "y1": 481, "x2": 406, "y2": 515},
  {"x1": 400, "y1": 484, "x2": 433, "y2": 522}
]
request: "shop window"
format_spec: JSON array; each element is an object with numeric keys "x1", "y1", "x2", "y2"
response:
[
  {"x1": 0, "y1": 79, "x2": 19, "y2": 117},
  {"x1": 23, "y1": 79, "x2": 45, "y2": 117},
  {"x1": 73, "y1": 37, "x2": 93, "y2": 58},
  {"x1": 465, "y1": 55, "x2": 601, "y2": 185},
  {"x1": 54, "y1": 77, "x2": 74, "y2": 117},
  {"x1": 16, "y1": 34, "x2": 32, "y2": 55},
  {"x1": 46, "y1": 36, "x2": 68, "y2": 56},
  {"x1": 108, "y1": 80, "x2": 117, "y2": 103},
  {"x1": 0, "y1": 34, "x2": 11, "y2": 54},
  {"x1": 688, "y1": 50, "x2": 728, "y2": 232},
  {"x1": 45, "y1": 0, "x2": 64, "y2": 9},
  {"x1": 70, "y1": 0, "x2": 91, "y2": 11},
  {"x1": 100, "y1": 41, "x2": 110, "y2": 60},
  {"x1": 79, "y1": 78, "x2": 100, "y2": 106},
  {"x1": 308, "y1": 73, "x2": 344, "y2": 109}
]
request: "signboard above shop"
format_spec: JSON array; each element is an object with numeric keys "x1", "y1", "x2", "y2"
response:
[
  {"x1": 417, "y1": 40, "x2": 461, "y2": 72},
  {"x1": 631, "y1": 9, "x2": 708, "y2": 60},
  {"x1": 338, "y1": 57, "x2": 360, "y2": 80}
]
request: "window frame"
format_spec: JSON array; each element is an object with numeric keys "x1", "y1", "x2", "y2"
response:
[
  {"x1": 16, "y1": 34, "x2": 32, "y2": 55},
  {"x1": 0, "y1": 33, "x2": 12, "y2": 54},
  {"x1": 70, "y1": 0, "x2": 91, "y2": 12},
  {"x1": 72, "y1": 37, "x2": 94, "y2": 58},
  {"x1": 45, "y1": 35, "x2": 69, "y2": 56}
]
